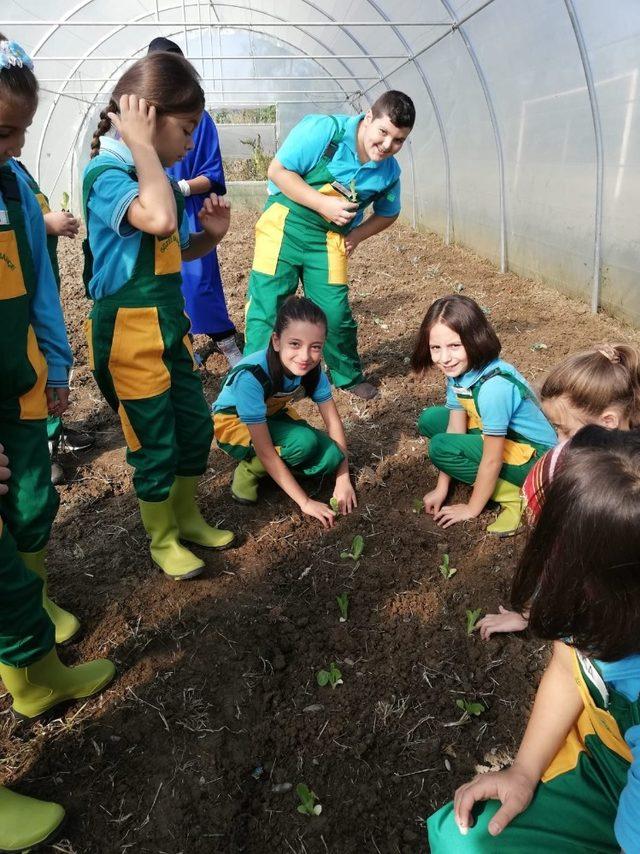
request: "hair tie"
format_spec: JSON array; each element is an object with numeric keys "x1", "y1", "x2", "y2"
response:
[
  {"x1": 0, "y1": 40, "x2": 34, "y2": 71},
  {"x1": 597, "y1": 345, "x2": 621, "y2": 364}
]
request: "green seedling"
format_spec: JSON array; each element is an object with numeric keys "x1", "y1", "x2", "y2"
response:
[
  {"x1": 296, "y1": 783, "x2": 322, "y2": 816},
  {"x1": 456, "y1": 698, "x2": 485, "y2": 717},
  {"x1": 336, "y1": 592, "x2": 349, "y2": 622},
  {"x1": 60, "y1": 191, "x2": 69, "y2": 211},
  {"x1": 348, "y1": 178, "x2": 358, "y2": 203},
  {"x1": 329, "y1": 496, "x2": 340, "y2": 515},
  {"x1": 439, "y1": 553, "x2": 457, "y2": 580},
  {"x1": 531, "y1": 342, "x2": 548, "y2": 352},
  {"x1": 317, "y1": 662, "x2": 343, "y2": 689},
  {"x1": 411, "y1": 498, "x2": 424, "y2": 514},
  {"x1": 466, "y1": 608, "x2": 482, "y2": 635},
  {"x1": 340, "y1": 534, "x2": 364, "y2": 561}
]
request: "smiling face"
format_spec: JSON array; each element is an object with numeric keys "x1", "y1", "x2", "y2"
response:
[
  {"x1": 429, "y1": 320, "x2": 470, "y2": 378},
  {"x1": 0, "y1": 97, "x2": 36, "y2": 166},
  {"x1": 153, "y1": 110, "x2": 202, "y2": 167},
  {"x1": 272, "y1": 319, "x2": 326, "y2": 377},
  {"x1": 542, "y1": 394, "x2": 627, "y2": 442},
  {"x1": 358, "y1": 110, "x2": 411, "y2": 163}
]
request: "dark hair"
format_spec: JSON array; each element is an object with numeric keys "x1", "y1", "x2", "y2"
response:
[
  {"x1": 541, "y1": 343, "x2": 640, "y2": 428},
  {"x1": 0, "y1": 34, "x2": 38, "y2": 110},
  {"x1": 371, "y1": 90, "x2": 415, "y2": 129},
  {"x1": 512, "y1": 427, "x2": 640, "y2": 661},
  {"x1": 267, "y1": 296, "x2": 328, "y2": 396},
  {"x1": 411, "y1": 294, "x2": 501, "y2": 373},
  {"x1": 147, "y1": 37, "x2": 183, "y2": 55},
  {"x1": 90, "y1": 52, "x2": 204, "y2": 157}
]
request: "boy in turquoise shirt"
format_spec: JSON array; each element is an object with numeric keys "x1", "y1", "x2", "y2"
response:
[{"x1": 244, "y1": 90, "x2": 415, "y2": 400}]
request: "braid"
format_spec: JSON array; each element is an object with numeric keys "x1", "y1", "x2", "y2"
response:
[{"x1": 90, "y1": 99, "x2": 116, "y2": 158}]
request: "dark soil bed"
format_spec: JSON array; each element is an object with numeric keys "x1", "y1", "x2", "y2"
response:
[{"x1": 2, "y1": 210, "x2": 638, "y2": 854}]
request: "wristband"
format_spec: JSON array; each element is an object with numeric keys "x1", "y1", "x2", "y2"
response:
[{"x1": 178, "y1": 179, "x2": 191, "y2": 197}]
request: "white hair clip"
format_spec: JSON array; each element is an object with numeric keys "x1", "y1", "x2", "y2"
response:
[{"x1": 0, "y1": 40, "x2": 34, "y2": 71}]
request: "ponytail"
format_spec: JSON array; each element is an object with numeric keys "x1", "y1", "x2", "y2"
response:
[{"x1": 90, "y1": 98, "x2": 116, "y2": 158}]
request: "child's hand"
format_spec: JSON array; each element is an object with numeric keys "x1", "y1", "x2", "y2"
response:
[
  {"x1": 434, "y1": 503, "x2": 477, "y2": 528},
  {"x1": 332, "y1": 478, "x2": 357, "y2": 515},
  {"x1": 108, "y1": 94, "x2": 157, "y2": 151},
  {"x1": 453, "y1": 767, "x2": 536, "y2": 837},
  {"x1": 319, "y1": 195, "x2": 358, "y2": 227},
  {"x1": 423, "y1": 487, "x2": 447, "y2": 515},
  {"x1": 344, "y1": 230, "x2": 361, "y2": 258},
  {"x1": 301, "y1": 498, "x2": 336, "y2": 529},
  {"x1": 46, "y1": 386, "x2": 70, "y2": 417},
  {"x1": 198, "y1": 194, "x2": 231, "y2": 244},
  {"x1": 47, "y1": 210, "x2": 80, "y2": 238},
  {"x1": 0, "y1": 444, "x2": 10, "y2": 496},
  {"x1": 477, "y1": 607, "x2": 529, "y2": 640}
]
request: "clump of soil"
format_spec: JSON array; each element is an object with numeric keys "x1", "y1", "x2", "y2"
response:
[{"x1": 2, "y1": 209, "x2": 638, "y2": 853}]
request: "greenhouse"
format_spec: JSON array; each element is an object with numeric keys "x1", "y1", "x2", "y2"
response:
[{"x1": 1, "y1": 2, "x2": 640, "y2": 852}]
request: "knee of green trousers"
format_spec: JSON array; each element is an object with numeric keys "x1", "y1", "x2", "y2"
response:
[
  {"x1": 175, "y1": 408, "x2": 214, "y2": 478},
  {"x1": 0, "y1": 524, "x2": 55, "y2": 668},
  {"x1": 418, "y1": 405, "x2": 450, "y2": 438},
  {"x1": 427, "y1": 433, "x2": 479, "y2": 485},
  {"x1": 299, "y1": 433, "x2": 344, "y2": 478}
]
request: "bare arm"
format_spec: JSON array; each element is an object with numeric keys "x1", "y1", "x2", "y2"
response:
[
  {"x1": 318, "y1": 399, "x2": 357, "y2": 514},
  {"x1": 466, "y1": 435, "x2": 505, "y2": 515},
  {"x1": 181, "y1": 194, "x2": 230, "y2": 261},
  {"x1": 424, "y1": 408, "x2": 467, "y2": 513},
  {"x1": 180, "y1": 175, "x2": 212, "y2": 195},
  {"x1": 268, "y1": 159, "x2": 358, "y2": 227},
  {"x1": 345, "y1": 213, "x2": 398, "y2": 256}
]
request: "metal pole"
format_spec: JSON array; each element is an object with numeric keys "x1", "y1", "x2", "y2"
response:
[{"x1": 6, "y1": 19, "x2": 454, "y2": 26}]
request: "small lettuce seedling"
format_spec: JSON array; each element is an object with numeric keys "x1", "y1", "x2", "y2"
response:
[
  {"x1": 456, "y1": 698, "x2": 484, "y2": 717},
  {"x1": 348, "y1": 178, "x2": 358, "y2": 203},
  {"x1": 329, "y1": 496, "x2": 339, "y2": 515},
  {"x1": 341, "y1": 534, "x2": 364, "y2": 561},
  {"x1": 439, "y1": 553, "x2": 457, "y2": 579},
  {"x1": 336, "y1": 592, "x2": 349, "y2": 622},
  {"x1": 466, "y1": 608, "x2": 482, "y2": 635},
  {"x1": 61, "y1": 191, "x2": 70, "y2": 211},
  {"x1": 317, "y1": 662, "x2": 343, "y2": 689},
  {"x1": 296, "y1": 783, "x2": 322, "y2": 816},
  {"x1": 411, "y1": 498, "x2": 424, "y2": 514}
]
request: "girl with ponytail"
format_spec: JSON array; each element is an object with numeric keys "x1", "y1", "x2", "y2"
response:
[{"x1": 83, "y1": 51, "x2": 237, "y2": 581}]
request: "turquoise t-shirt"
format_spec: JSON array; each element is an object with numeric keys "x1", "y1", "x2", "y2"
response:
[
  {"x1": 268, "y1": 113, "x2": 401, "y2": 230},
  {"x1": 445, "y1": 358, "x2": 557, "y2": 448},
  {"x1": 213, "y1": 349, "x2": 332, "y2": 424},
  {"x1": 3, "y1": 160, "x2": 72, "y2": 386},
  {"x1": 83, "y1": 137, "x2": 190, "y2": 300}
]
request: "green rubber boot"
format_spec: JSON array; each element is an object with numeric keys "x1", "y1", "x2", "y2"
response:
[
  {"x1": 231, "y1": 457, "x2": 267, "y2": 505},
  {"x1": 0, "y1": 647, "x2": 116, "y2": 720},
  {"x1": 486, "y1": 478, "x2": 524, "y2": 537},
  {"x1": 138, "y1": 497, "x2": 204, "y2": 580},
  {"x1": 170, "y1": 476, "x2": 235, "y2": 549},
  {"x1": 19, "y1": 549, "x2": 81, "y2": 645},
  {"x1": 0, "y1": 786, "x2": 65, "y2": 852}
]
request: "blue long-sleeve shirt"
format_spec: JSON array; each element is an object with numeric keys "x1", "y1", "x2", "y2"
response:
[{"x1": 5, "y1": 160, "x2": 72, "y2": 387}]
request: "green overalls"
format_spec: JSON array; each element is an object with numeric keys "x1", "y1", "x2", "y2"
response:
[
  {"x1": 243, "y1": 117, "x2": 394, "y2": 390},
  {"x1": 14, "y1": 160, "x2": 63, "y2": 444},
  {"x1": 0, "y1": 164, "x2": 56, "y2": 666},
  {"x1": 83, "y1": 164, "x2": 213, "y2": 502},
  {"x1": 214, "y1": 363, "x2": 344, "y2": 476},
  {"x1": 427, "y1": 647, "x2": 639, "y2": 852},
  {"x1": 418, "y1": 369, "x2": 552, "y2": 487}
]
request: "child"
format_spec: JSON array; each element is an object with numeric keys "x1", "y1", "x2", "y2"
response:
[
  {"x1": 84, "y1": 51, "x2": 236, "y2": 580},
  {"x1": 412, "y1": 295, "x2": 556, "y2": 536},
  {"x1": 478, "y1": 342, "x2": 640, "y2": 638},
  {"x1": 213, "y1": 296, "x2": 356, "y2": 528},
  {"x1": 0, "y1": 39, "x2": 115, "y2": 849},
  {"x1": 427, "y1": 429, "x2": 640, "y2": 854},
  {"x1": 244, "y1": 91, "x2": 416, "y2": 400}
]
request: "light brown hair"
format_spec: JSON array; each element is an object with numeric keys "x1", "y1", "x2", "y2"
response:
[
  {"x1": 541, "y1": 344, "x2": 640, "y2": 427},
  {"x1": 90, "y1": 52, "x2": 204, "y2": 157}
]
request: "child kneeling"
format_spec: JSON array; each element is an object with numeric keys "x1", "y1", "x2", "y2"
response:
[
  {"x1": 213, "y1": 297, "x2": 356, "y2": 528},
  {"x1": 412, "y1": 295, "x2": 556, "y2": 536}
]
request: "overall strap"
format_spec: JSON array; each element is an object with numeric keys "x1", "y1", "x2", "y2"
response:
[
  {"x1": 471, "y1": 367, "x2": 533, "y2": 412},
  {"x1": 0, "y1": 165, "x2": 37, "y2": 296},
  {"x1": 319, "y1": 115, "x2": 345, "y2": 163},
  {"x1": 12, "y1": 159, "x2": 39, "y2": 194},
  {"x1": 223, "y1": 363, "x2": 273, "y2": 400}
]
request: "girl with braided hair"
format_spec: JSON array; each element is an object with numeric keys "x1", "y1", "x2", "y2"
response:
[{"x1": 83, "y1": 51, "x2": 236, "y2": 580}]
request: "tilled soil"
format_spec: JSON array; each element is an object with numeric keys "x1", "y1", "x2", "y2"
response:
[{"x1": 2, "y1": 209, "x2": 638, "y2": 854}]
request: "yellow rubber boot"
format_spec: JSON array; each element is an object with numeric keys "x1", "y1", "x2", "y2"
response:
[
  {"x1": 231, "y1": 457, "x2": 267, "y2": 505},
  {"x1": 170, "y1": 476, "x2": 235, "y2": 550},
  {"x1": 138, "y1": 497, "x2": 204, "y2": 580},
  {"x1": 486, "y1": 479, "x2": 524, "y2": 537},
  {"x1": 0, "y1": 786, "x2": 65, "y2": 852},
  {"x1": 0, "y1": 647, "x2": 116, "y2": 719},
  {"x1": 19, "y1": 549, "x2": 80, "y2": 645}
]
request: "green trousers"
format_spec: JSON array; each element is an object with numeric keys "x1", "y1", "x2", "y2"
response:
[
  {"x1": 244, "y1": 204, "x2": 364, "y2": 389},
  {"x1": 418, "y1": 406, "x2": 536, "y2": 488},
  {"x1": 0, "y1": 401, "x2": 58, "y2": 552},
  {"x1": 0, "y1": 520, "x2": 54, "y2": 667},
  {"x1": 47, "y1": 415, "x2": 62, "y2": 442},
  {"x1": 88, "y1": 301, "x2": 213, "y2": 502},
  {"x1": 215, "y1": 409, "x2": 344, "y2": 476}
]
